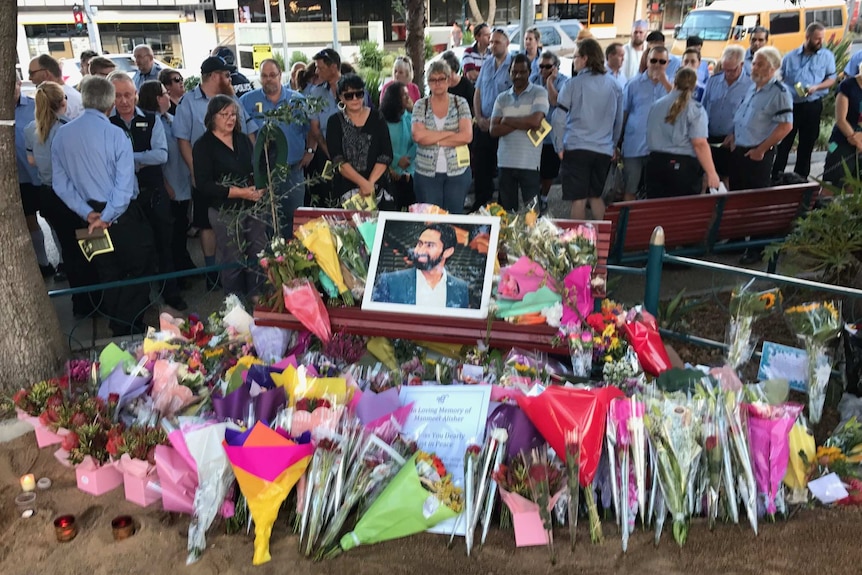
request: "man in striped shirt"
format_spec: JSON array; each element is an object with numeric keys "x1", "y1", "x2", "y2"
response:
[{"x1": 462, "y1": 23, "x2": 491, "y2": 83}]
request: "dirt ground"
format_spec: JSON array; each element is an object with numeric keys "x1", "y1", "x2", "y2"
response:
[{"x1": 1, "y1": 431, "x2": 860, "y2": 575}]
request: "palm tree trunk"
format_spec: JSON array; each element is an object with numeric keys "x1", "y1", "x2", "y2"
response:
[{"x1": 405, "y1": 0, "x2": 426, "y2": 95}]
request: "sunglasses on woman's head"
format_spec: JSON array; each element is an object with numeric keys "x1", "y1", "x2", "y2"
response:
[{"x1": 341, "y1": 90, "x2": 365, "y2": 100}]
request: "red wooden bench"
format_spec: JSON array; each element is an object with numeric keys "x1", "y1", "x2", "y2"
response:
[
  {"x1": 604, "y1": 183, "x2": 819, "y2": 264},
  {"x1": 253, "y1": 208, "x2": 612, "y2": 353}
]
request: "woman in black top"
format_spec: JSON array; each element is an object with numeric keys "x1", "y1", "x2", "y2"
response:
[
  {"x1": 326, "y1": 74, "x2": 394, "y2": 208},
  {"x1": 193, "y1": 94, "x2": 268, "y2": 299}
]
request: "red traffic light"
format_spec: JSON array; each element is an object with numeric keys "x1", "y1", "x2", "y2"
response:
[{"x1": 73, "y1": 5, "x2": 84, "y2": 25}]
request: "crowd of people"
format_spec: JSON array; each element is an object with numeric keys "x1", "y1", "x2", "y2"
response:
[{"x1": 13, "y1": 20, "x2": 850, "y2": 335}]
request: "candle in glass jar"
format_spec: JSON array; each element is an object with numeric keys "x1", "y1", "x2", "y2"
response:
[
  {"x1": 20, "y1": 474, "x2": 35, "y2": 492},
  {"x1": 111, "y1": 515, "x2": 135, "y2": 540},
  {"x1": 54, "y1": 515, "x2": 78, "y2": 542}
]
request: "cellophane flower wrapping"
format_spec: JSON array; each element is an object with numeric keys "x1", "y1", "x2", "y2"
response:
[
  {"x1": 338, "y1": 451, "x2": 462, "y2": 553},
  {"x1": 282, "y1": 280, "x2": 332, "y2": 343},
  {"x1": 563, "y1": 325, "x2": 594, "y2": 378},
  {"x1": 695, "y1": 379, "x2": 725, "y2": 530},
  {"x1": 560, "y1": 266, "x2": 593, "y2": 327},
  {"x1": 721, "y1": 389, "x2": 757, "y2": 534},
  {"x1": 623, "y1": 307, "x2": 672, "y2": 376},
  {"x1": 785, "y1": 301, "x2": 841, "y2": 424},
  {"x1": 644, "y1": 392, "x2": 704, "y2": 547},
  {"x1": 296, "y1": 217, "x2": 352, "y2": 304},
  {"x1": 726, "y1": 285, "x2": 781, "y2": 371},
  {"x1": 745, "y1": 402, "x2": 804, "y2": 518},
  {"x1": 498, "y1": 257, "x2": 555, "y2": 300}
]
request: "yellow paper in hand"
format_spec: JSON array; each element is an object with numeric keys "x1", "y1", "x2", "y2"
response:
[
  {"x1": 784, "y1": 422, "x2": 815, "y2": 491},
  {"x1": 296, "y1": 218, "x2": 348, "y2": 295}
]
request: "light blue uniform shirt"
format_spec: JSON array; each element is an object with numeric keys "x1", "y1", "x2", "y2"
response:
[
  {"x1": 134, "y1": 61, "x2": 164, "y2": 91},
  {"x1": 646, "y1": 90, "x2": 708, "y2": 157},
  {"x1": 743, "y1": 48, "x2": 755, "y2": 75},
  {"x1": 554, "y1": 70, "x2": 623, "y2": 157},
  {"x1": 52, "y1": 109, "x2": 136, "y2": 223},
  {"x1": 780, "y1": 46, "x2": 836, "y2": 103},
  {"x1": 733, "y1": 79, "x2": 794, "y2": 148},
  {"x1": 173, "y1": 85, "x2": 258, "y2": 147},
  {"x1": 110, "y1": 106, "x2": 168, "y2": 170},
  {"x1": 697, "y1": 59, "x2": 710, "y2": 84},
  {"x1": 702, "y1": 72, "x2": 754, "y2": 137},
  {"x1": 492, "y1": 82, "x2": 549, "y2": 170},
  {"x1": 15, "y1": 96, "x2": 40, "y2": 185},
  {"x1": 622, "y1": 72, "x2": 671, "y2": 158},
  {"x1": 240, "y1": 86, "x2": 311, "y2": 166},
  {"x1": 159, "y1": 113, "x2": 192, "y2": 202},
  {"x1": 476, "y1": 53, "x2": 514, "y2": 118},
  {"x1": 666, "y1": 54, "x2": 682, "y2": 81},
  {"x1": 606, "y1": 68, "x2": 627, "y2": 89},
  {"x1": 25, "y1": 116, "x2": 69, "y2": 186},
  {"x1": 306, "y1": 81, "x2": 339, "y2": 138},
  {"x1": 531, "y1": 71, "x2": 569, "y2": 145},
  {"x1": 845, "y1": 49, "x2": 862, "y2": 77}
]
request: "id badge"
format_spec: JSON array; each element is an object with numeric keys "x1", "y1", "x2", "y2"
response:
[{"x1": 455, "y1": 145, "x2": 471, "y2": 168}]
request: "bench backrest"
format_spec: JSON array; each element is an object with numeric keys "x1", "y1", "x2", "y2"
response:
[
  {"x1": 711, "y1": 183, "x2": 818, "y2": 244},
  {"x1": 292, "y1": 208, "x2": 612, "y2": 297}
]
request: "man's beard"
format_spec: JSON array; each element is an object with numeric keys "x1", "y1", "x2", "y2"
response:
[
  {"x1": 220, "y1": 79, "x2": 236, "y2": 96},
  {"x1": 806, "y1": 40, "x2": 820, "y2": 52},
  {"x1": 408, "y1": 250, "x2": 444, "y2": 271}
]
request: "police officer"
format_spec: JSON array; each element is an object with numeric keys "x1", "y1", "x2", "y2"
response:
[
  {"x1": 726, "y1": 47, "x2": 793, "y2": 191},
  {"x1": 702, "y1": 45, "x2": 753, "y2": 185},
  {"x1": 772, "y1": 22, "x2": 836, "y2": 180},
  {"x1": 645, "y1": 68, "x2": 719, "y2": 198},
  {"x1": 109, "y1": 72, "x2": 187, "y2": 311},
  {"x1": 212, "y1": 46, "x2": 254, "y2": 98},
  {"x1": 52, "y1": 76, "x2": 156, "y2": 336}
]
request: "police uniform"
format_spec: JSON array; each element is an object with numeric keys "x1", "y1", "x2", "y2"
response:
[
  {"x1": 110, "y1": 108, "x2": 185, "y2": 308},
  {"x1": 773, "y1": 45, "x2": 836, "y2": 179},
  {"x1": 644, "y1": 90, "x2": 708, "y2": 198},
  {"x1": 730, "y1": 80, "x2": 793, "y2": 190}
]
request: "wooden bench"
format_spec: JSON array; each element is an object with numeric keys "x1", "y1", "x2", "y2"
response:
[
  {"x1": 254, "y1": 208, "x2": 612, "y2": 353},
  {"x1": 604, "y1": 183, "x2": 819, "y2": 265}
]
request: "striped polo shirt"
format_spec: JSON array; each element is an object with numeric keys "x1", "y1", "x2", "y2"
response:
[{"x1": 491, "y1": 82, "x2": 549, "y2": 170}]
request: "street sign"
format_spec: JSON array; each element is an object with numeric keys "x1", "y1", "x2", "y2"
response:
[{"x1": 252, "y1": 45, "x2": 273, "y2": 71}]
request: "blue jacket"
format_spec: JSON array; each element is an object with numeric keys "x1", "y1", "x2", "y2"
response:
[{"x1": 372, "y1": 268, "x2": 470, "y2": 309}]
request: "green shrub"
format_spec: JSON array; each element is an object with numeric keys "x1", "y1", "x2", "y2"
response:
[
  {"x1": 289, "y1": 51, "x2": 309, "y2": 66},
  {"x1": 424, "y1": 35, "x2": 435, "y2": 61},
  {"x1": 272, "y1": 52, "x2": 286, "y2": 73},
  {"x1": 184, "y1": 75, "x2": 200, "y2": 92},
  {"x1": 361, "y1": 68, "x2": 382, "y2": 105},
  {"x1": 359, "y1": 40, "x2": 384, "y2": 71}
]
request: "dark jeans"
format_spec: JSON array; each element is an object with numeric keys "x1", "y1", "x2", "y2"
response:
[
  {"x1": 729, "y1": 146, "x2": 776, "y2": 191},
  {"x1": 39, "y1": 186, "x2": 101, "y2": 315},
  {"x1": 498, "y1": 167, "x2": 540, "y2": 211},
  {"x1": 472, "y1": 128, "x2": 498, "y2": 209},
  {"x1": 773, "y1": 99, "x2": 822, "y2": 179},
  {"x1": 87, "y1": 200, "x2": 155, "y2": 336},
  {"x1": 139, "y1": 185, "x2": 180, "y2": 301},
  {"x1": 645, "y1": 152, "x2": 702, "y2": 199},
  {"x1": 209, "y1": 209, "x2": 270, "y2": 297},
  {"x1": 170, "y1": 199, "x2": 195, "y2": 272},
  {"x1": 414, "y1": 170, "x2": 472, "y2": 214}
]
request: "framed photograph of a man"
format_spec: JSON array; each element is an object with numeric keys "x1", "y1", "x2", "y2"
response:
[{"x1": 362, "y1": 212, "x2": 500, "y2": 319}]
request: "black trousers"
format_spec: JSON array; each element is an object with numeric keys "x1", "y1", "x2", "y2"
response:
[
  {"x1": 170, "y1": 199, "x2": 195, "y2": 272},
  {"x1": 88, "y1": 200, "x2": 156, "y2": 336},
  {"x1": 472, "y1": 127, "x2": 499, "y2": 209},
  {"x1": 644, "y1": 152, "x2": 702, "y2": 199},
  {"x1": 773, "y1": 99, "x2": 822, "y2": 179},
  {"x1": 139, "y1": 185, "x2": 180, "y2": 301},
  {"x1": 305, "y1": 149, "x2": 337, "y2": 208},
  {"x1": 39, "y1": 186, "x2": 101, "y2": 315},
  {"x1": 729, "y1": 146, "x2": 776, "y2": 191}
]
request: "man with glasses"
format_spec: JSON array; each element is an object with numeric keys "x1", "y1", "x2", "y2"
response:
[
  {"x1": 108, "y1": 72, "x2": 186, "y2": 311},
  {"x1": 306, "y1": 48, "x2": 343, "y2": 206},
  {"x1": 174, "y1": 56, "x2": 258, "y2": 289},
  {"x1": 463, "y1": 23, "x2": 492, "y2": 84},
  {"x1": 159, "y1": 68, "x2": 185, "y2": 115},
  {"x1": 133, "y1": 44, "x2": 163, "y2": 91},
  {"x1": 702, "y1": 45, "x2": 752, "y2": 187},
  {"x1": 28, "y1": 55, "x2": 83, "y2": 118},
  {"x1": 473, "y1": 28, "x2": 513, "y2": 211},
  {"x1": 88, "y1": 56, "x2": 116, "y2": 78},
  {"x1": 491, "y1": 54, "x2": 549, "y2": 212},
  {"x1": 619, "y1": 45, "x2": 672, "y2": 200},
  {"x1": 533, "y1": 51, "x2": 568, "y2": 213},
  {"x1": 744, "y1": 26, "x2": 769, "y2": 75},
  {"x1": 239, "y1": 58, "x2": 315, "y2": 233},
  {"x1": 622, "y1": 19, "x2": 648, "y2": 81},
  {"x1": 642, "y1": 31, "x2": 681, "y2": 81}
]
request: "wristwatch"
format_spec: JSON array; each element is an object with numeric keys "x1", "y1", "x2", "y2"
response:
[{"x1": 306, "y1": 147, "x2": 315, "y2": 154}]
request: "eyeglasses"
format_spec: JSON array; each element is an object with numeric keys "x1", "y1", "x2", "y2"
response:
[
  {"x1": 217, "y1": 111, "x2": 237, "y2": 118},
  {"x1": 428, "y1": 76, "x2": 448, "y2": 84},
  {"x1": 538, "y1": 64, "x2": 555, "y2": 69},
  {"x1": 649, "y1": 58, "x2": 668, "y2": 65},
  {"x1": 341, "y1": 90, "x2": 365, "y2": 100},
  {"x1": 170, "y1": 76, "x2": 183, "y2": 84},
  {"x1": 28, "y1": 68, "x2": 46, "y2": 77}
]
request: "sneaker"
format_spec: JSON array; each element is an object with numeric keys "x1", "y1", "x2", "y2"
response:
[{"x1": 39, "y1": 264, "x2": 56, "y2": 278}]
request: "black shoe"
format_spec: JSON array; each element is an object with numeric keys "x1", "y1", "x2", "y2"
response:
[
  {"x1": 205, "y1": 272, "x2": 221, "y2": 291},
  {"x1": 39, "y1": 264, "x2": 56, "y2": 278},
  {"x1": 54, "y1": 263, "x2": 67, "y2": 282},
  {"x1": 739, "y1": 248, "x2": 764, "y2": 265},
  {"x1": 164, "y1": 296, "x2": 188, "y2": 311},
  {"x1": 540, "y1": 197, "x2": 549, "y2": 215}
]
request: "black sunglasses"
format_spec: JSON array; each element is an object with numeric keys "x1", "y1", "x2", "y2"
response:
[
  {"x1": 341, "y1": 89, "x2": 365, "y2": 101},
  {"x1": 649, "y1": 58, "x2": 668, "y2": 65},
  {"x1": 170, "y1": 76, "x2": 183, "y2": 84}
]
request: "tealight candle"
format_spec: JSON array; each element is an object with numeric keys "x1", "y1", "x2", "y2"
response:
[
  {"x1": 111, "y1": 515, "x2": 135, "y2": 541},
  {"x1": 54, "y1": 515, "x2": 77, "y2": 542},
  {"x1": 20, "y1": 474, "x2": 35, "y2": 492}
]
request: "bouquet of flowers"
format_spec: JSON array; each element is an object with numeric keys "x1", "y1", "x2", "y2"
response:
[
  {"x1": 296, "y1": 217, "x2": 353, "y2": 305},
  {"x1": 746, "y1": 401, "x2": 804, "y2": 519},
  {"x1": 13, "y1": 377, "x2": 67, "y2": 418},
  {"x1": 258, "y1": 236, "x2": 319, "y2": 312},
  {"x1": 106, "y1": 425, "x2": 167, "y2": 463},
  {"x1": 623, "y1": 306, "x2": 672, "y2": 377},
  {"x1": 334, "y1": 450, "x2": 463, "y2": 555},
  {"x1": 283, "y1": 280, "x2": 332, "y2": 343},
  {"x1": 721, "y1": 388, "x2": 758, "y2": 534},
  {"x1": 785, "y1": 301, "x2": 842, "y2": 424},
  {"x1": 726, "y1": 283, "x2": 781, "y2": 371},
  {"x1": 562, "y1": 324, "x2": 593, "y2": 378},
  {"x1": 326, "y1": 216, "x2": 370, "y2": 299},
  {"x1": 644, "y1": 392, "x2": 705, "y2": 547}
]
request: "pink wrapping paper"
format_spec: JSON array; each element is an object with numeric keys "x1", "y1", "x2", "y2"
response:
[
  {"x1": 498, "y1": 257, "x2": 556, "y2": 300},
  {"x1": 76, "y1": 455, "x2": 124, "y2": 496},
  {"x1": 746, "y1": 403, "x2": 803, "y2": 515},
  {"x1": 54, "y1": 447, "x2": 72, "y2": 468},
  {"x1": 151, "y1": 359, "x2": 195, "y2": 417},
  {"x1": 290, "y1": 406, "x2": 345, "y2": 437},
  {"x1": 499, "y1": 487, "x2": 564, "y2": 547},
  {"x1": 155, "y1": 444, "x2": 197, "y2": 514},
  {"x1": 490, "y1": 385, "x2": 526, "y2": 403},
  {"x1": 35, "y1": 426, "x2": 64, "y2": 448},
  {"x1": 159, "y1": 312, "x2": 191, "y2": 341},
  {"x1": 610, "y1": 398, "x2": 644, "y2": 447},
  {"x1": 116, "y1": 454, "x2": 161, "y2": 507},
  {"x1": 560, "y1": 265, "x2": 593, "y2": 326}
]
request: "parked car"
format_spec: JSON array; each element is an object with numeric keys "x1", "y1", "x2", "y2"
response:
[
  {"x1": 505, "y1": 20, "x2": 584, "y2": 57},
  {"x1": 61, "y1": 54, "x2": 187, "y2": 87}
]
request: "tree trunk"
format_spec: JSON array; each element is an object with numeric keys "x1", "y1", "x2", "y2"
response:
[
  {"x1": 405, "y1": 0, "x2": 426, "y2": 96},
  {"x1": 0, "y1": 0, "x2": 67, "y2": 393},
  {"x1": 468, "y1": 0, "x2": 485, "y2": 23},
  {"x1": 467, "y1": 0, "x2": 497, "y2": 26}
]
